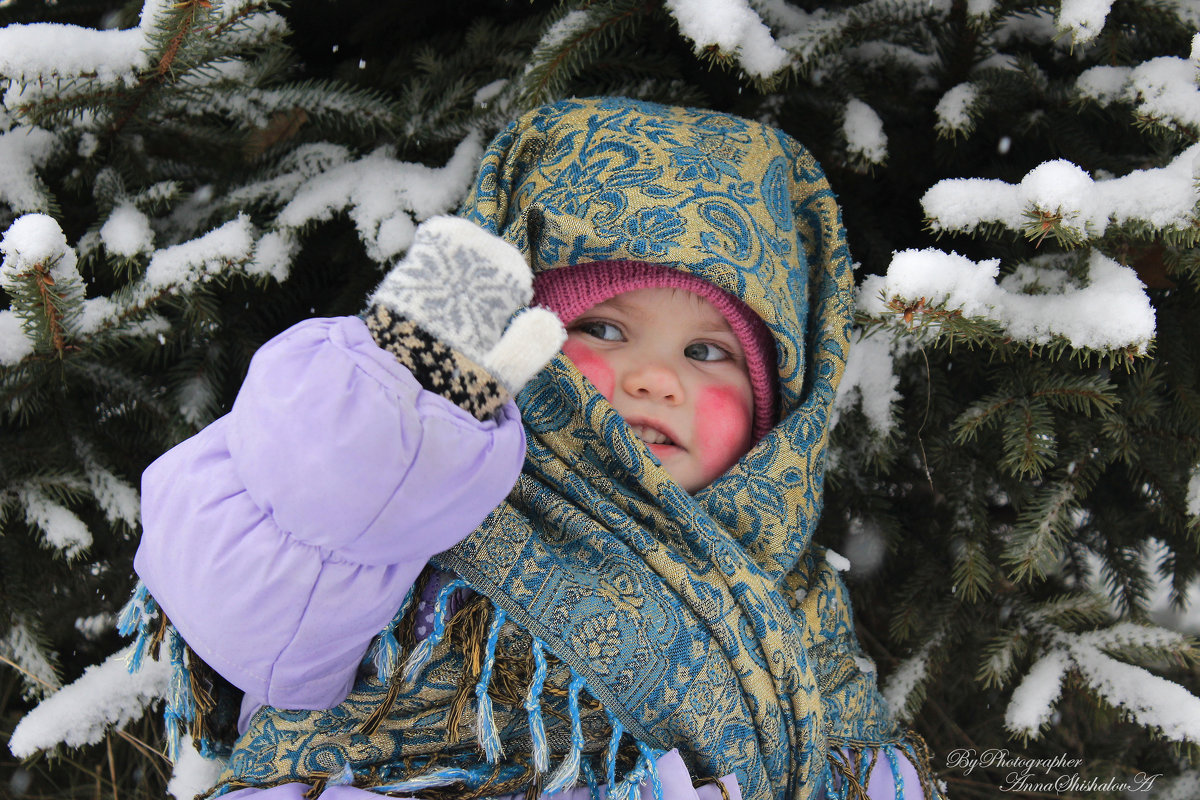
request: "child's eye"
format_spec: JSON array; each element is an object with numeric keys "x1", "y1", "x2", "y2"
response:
[
  {"x1": 684, "y1": 342, "x2": 729, "y2": 362},
  {"x1": 576, "y1": 320, "x2": 623, "y2": 341}
]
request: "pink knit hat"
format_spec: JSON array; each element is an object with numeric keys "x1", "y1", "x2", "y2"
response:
[{"x1": 531, "y1": 261, "x2": 777, "y2": 441}]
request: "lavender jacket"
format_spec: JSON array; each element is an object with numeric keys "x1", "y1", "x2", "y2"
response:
[{"x1": 135, "y1": 316, "x2": 921, "y2": 800}]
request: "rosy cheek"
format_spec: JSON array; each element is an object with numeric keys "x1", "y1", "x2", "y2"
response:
[
  {"x1": 562, "y1": 339, "x2": 615, "y2": 400},
  {"x1": 695, "y1": 386, "x2": 753, "y2": 476}
]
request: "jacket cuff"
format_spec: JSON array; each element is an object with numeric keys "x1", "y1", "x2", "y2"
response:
[{"x1": 364, "y1": 305, "x2": 509, "y2": 421}]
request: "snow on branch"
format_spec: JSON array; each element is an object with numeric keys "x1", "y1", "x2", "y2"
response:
[
  {"x1": 168, "y1": 737, "x2": 228, "y2": 800},
  {"x1": 843, "y1": 98, "x2": 887, "y2": 166},
  {"x1": 922, "y1": 145, "x2": 1200, "y2": 240},
  {"x1": 1077, "y1": 57, "x2": 1200, "y2": 134},
  {"x1": 1189, "y1": 467, "x2": 1200, "y2": 517},
  {"x1": 1075, "y1": 621, "x2": 1190, "y2": 652},
  {"x1": 76, "y1": 441, "x2": 140, "y2": 528},
  {"x1": 274, "y1": 132, "x2": 484, "y2": 264},
  {"x1": 776, "y1": 0, "x2": 951, "y2": 69},
  {"x1": 0, "y1": 24, "x2": 148, "y2": 89},
  {"x1": 226, "y1": 143, "x2": 354, "y2": 210},
  {"x1": 750, "y1": 0, "x2": 814, "y2": 33},
  {"x1": 0, "y1": 0, "x2": 287, "y2": 112},
  {"x1": 1005, "y1": 649, "x2": 1070, "y2": 736},
  {"x1": 0, "y1": 127, "x2": 59, "y2": 214},
  {"x1": 1056, "y1": 0, "x2": 1116, "y2": 44},
  {"x1": 100, "y1": 204, "x2": 156, "y2": 258},
  {"x1": 1005, "y1": 624, "x2": 1200, "y2": 742},
  {"x1": 0, "y1": 312, "x2": 34, "y2": 366},
  {"x1": 1, "y1": 210, "x2": 266, "y2": 366},
  {"x1": 882, "y1": 630, "x2": 943, "y2": 720},
  {"x1": 934, "y1": 82, "x2": 980, "y2": 138},
  {"x1": 17, "y1": 486, "x2": 93, "y2": 558},
  {"x1": 1071, "y1": 646, "x2": 1200, "y2": 741},
  {"x1": 143, "y1": 214, "x2": 254, "y2": 289},
  {"x1": 859, "y1": 249, "x2": 1156, "y2": 353},
  {"x1": 0, "y1": 214, "x2": 82, "y2": 291},
  {"x1": 1, "y1": 621, "x2": 61, "y2": 699},
  {"x1": 665, "y1": 0, "x2": 791, "y2": 78},
  {"x1": 537, "y1": 8, "x2": 594, "y2": 51},
  {"x1": 1, "y1": 214, "x2": 86, "y2": 356},
  {"x1": 8, "y1": 646, "x2": 169, "y2": 757},
  {"x1": 832, "y1": 329, "x2": 900, "y2": 437}
]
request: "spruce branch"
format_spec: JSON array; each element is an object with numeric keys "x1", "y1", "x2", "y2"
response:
[
  {"x1": 978, "y1": 626, "x2": 1028, "y2": 689},
  {"x1": 1005, "y1": 480, "x2": 1080, "y2": 581},
  {"x1": 951, "y1": 533, "x2": 998, "y2": 603},
  {"x1": 1026, "y1": 593, "x2": 1114, "y2": 630},
  {"x1": 860, "y1": 299, "x2": 1150, "y2": 370},
  {"x1": 1023, "y1": 208, "x2": 1089, "y2": 249},
  {"x1": 517, "y1": 0, "x2": 654, "y2": 107},
  {"x1": 29, "y1": 256, "x2": 71, "y2": 357}
]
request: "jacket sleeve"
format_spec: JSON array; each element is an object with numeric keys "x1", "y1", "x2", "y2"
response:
[{"x1": 134, "y1": 316, "x2": 526, "y2": 710}]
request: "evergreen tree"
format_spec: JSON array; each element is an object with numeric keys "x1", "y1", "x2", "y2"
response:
[{"x1": 1, "y1": 0, "x2": 1198, "y2": 797}]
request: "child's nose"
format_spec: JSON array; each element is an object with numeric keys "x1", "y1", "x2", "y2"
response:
[{"x1": 622, "y1": 359, "x2": 684, "y2": 403}]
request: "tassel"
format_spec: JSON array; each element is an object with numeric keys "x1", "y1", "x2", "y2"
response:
[
  {"x1": 163, "y1": 629, "x2": 196, "y2": 761},
  {"x1": 358, "y1": 672, "x2": 406, "y2": 736},
  {"x1": 692, "y1": 776, "x2": 732, "y2": 800},
  {"x1": 607, "y1": 747, "x2": 651, "y2": 800},
  {"x1": 897, "y1": 732, "x2": 941, "y2": 800},
  {"x1": 371, "y1": 581, "x2": 417, "y2": 682},
  {"x1": 901, "y1": 736, "x2": 942, "y2": 800},
  {"x1": 446, "y1": 598, "x2": 490, "y2": 743},
  {"x1": 118, "y1": 582, "x2": 159, "y2": 673},
  {"x1": 523, "y1": 769, "x2": 543, "y2": 800},
  {"x1": 185, "y1": 644, "x2": 217, "y2": 746},
  {"x1": 475, "y1": 603, "x2": 507, "y2": 763},
  {"x1": 604, "y1": 711, "x2": 624, "y2": 789},
  {"x1": 525, "y1": 638, "x2": 551, "y2": 774},
  {"x1": 885, "y1": 747, "x2": 905, "y2": 797},
  {"x1": 329, "y1": 760, "x2": 357, "y2": 786},
  {"x1": 116, "y1": 581, "x2": 150, "y2": 636},
  {"x1": 543, "y1": 671, "x2": 586, "y2": 795},
  {"x1": 401, "y1": 577, "x2": 467, "y2": 686},
  {"x1": 373, "y1": 765, "x2": 478, "y2": 794},
  {"x1": 580, "y1": 757, "x2": 600, "y2": 800},
  {"x1": 826, "y1": 748, "x2": 870, "y2": 800},
  {"x1": 637, "y1": 742, "x2": 664, "y2": 800}
]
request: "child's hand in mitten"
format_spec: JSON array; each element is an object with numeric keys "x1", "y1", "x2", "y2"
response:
[{"x1": 365, "y1": 216, "x2": 565, "y2": 420}]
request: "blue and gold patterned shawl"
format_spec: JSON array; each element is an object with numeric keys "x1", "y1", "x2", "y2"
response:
[{"x1": 197, "y1": 98, "x2": 937, "y2": 800}]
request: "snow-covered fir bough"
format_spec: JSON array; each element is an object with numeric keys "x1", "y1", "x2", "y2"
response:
[{"x1": 1, "y1": 0, "x2": 1199, "y2": 797}]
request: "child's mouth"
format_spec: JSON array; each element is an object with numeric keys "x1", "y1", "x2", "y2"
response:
[{"x1": 630, "y1": 423, "x2": 676, "y2": 447}]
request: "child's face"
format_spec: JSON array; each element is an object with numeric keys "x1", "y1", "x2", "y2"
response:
[{"x1": 561, "y1": 287, "x2": 755, "y2": 492}]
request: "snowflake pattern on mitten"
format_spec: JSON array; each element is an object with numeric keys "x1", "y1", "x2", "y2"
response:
[{"x1": 368, "y1": 216, "x2": 565, "y2": 396}]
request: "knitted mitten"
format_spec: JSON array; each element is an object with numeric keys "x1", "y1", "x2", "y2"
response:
[{"x1": 366, "y1": 216, "x2": 565, "y2": 420}]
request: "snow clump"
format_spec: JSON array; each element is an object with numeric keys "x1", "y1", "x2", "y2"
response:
[
  {"x1": 923, "y1": 144, "x2": 1200, "y2": 239},
  {"x1": 9, "y1": 646, "x2": 169, "y2": 756},
  {"x1": 934, "y1": 83, "x2": 979, "y2": 136},
  {"x1": 833, "y1": 330, "x2": 900, "y2": 437},
  {"x1": 101, "y1": 204, "x2": 156, "y2": 258},
  {"x1": 1077, "y1": 56, "x2": 1200, "y2": 133},
  {"x1": 1005, "y1": 649, "x2": 1070, "y2": 735},
  {"x1": 1056, "y1": 0, "x2": 1116, "y2": 44},
  {"x1": 664, "y1": 0, "x2": 791, "y2": 78},
  {"x1": 859, "y1": 249, "x2": 1156, "y2": 353},
  {"x1": 844, "y1": 98, "x2": 888, "y2": 164},
  {"x1": 0, "y1": 127, "x2": 59, "y2": 213}
]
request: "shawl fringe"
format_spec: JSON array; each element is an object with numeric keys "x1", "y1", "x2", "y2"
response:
[
  {"x1": 824, "y1": 732, "x2": 944, "y2": 800},
  {"x1": 122, "y1": 573, "x2": 943, "y2": 800}
]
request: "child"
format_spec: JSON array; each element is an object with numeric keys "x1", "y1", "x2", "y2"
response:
[{"x1": 129, "y1": 97, "x2": 940, "y2": 800}]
